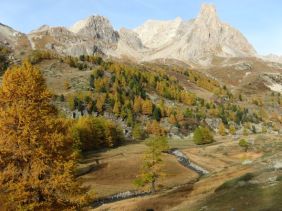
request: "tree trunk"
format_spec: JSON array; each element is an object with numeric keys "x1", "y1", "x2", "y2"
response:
[{"x1": 151, "y1": 179, "x2": 156, "y2": 193}]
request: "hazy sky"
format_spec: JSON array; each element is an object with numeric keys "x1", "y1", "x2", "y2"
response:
[{"x1": 0, "y1": 0, "x2": 281, "y2": 55}]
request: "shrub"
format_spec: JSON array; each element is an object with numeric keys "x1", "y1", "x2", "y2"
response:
[
  {"x1": 28, "y1": 50, "x2": 56, "y2": 64},
  {"x1": 239, "y1": 139, "x2": 249, "y2": 152},
  {"x1": 193, "y1": 126, "x2": 214, "y2": 145}
]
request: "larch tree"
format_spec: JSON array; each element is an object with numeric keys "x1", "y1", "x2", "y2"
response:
[
  {"x1": 229, "y1": 125, "x2": 236, "y2": 135},
  {"x1": 96, "y1": 93, "x2": 106, "y2": 113},
  {"x1": 113, "y1": 100, "x2": 121, "y2": 116},
  {"x1": 142, "y1": 100, "x2": 153, "y2": 115},
  {"x1": 0, "y1": 62, "x2": 89, "y2": 210},
  {"x1": 133, "y1": 96, "x2": 142, "y2": 114},
  {"x1": 134, "y1": 136, "x2": 169, "y2": 193},
  {"x1": 218, "y1": 122, "x2": 226, "y2": 136}
]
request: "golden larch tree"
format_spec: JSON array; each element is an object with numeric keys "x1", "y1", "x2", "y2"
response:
[
  {"x1": 0, "y1": 62, "x2": 89, "y2": 210},
  {"x1": 133, "y1": 96, "x2": 142, "y2": 113},
  {"x1": 142, "y1": 99, "x2": 153, "y2": 115},
  {"x1": 134, "y1": 136, "x2": 169, "y2": 193}
]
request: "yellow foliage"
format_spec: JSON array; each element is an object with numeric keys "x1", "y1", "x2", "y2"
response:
[
  {"x1": 96, "y1": 93, "x2": 106, "y2": 113},
  {"x1": 0, "y1": 62, "x2": 89, "y2": 209},
  {"x1": 146, "y1": 120, "x2": 166, "y2": 136},
  {"x1": 133, "y1": 96, "x2": 142, "y2": 113},
  {"x1": 168, "y1": 114, "x2": 177, "y2": 125},
  {"x1": 142, "y1": 99, "x2": 153, "y2": 115},
  {"x1": 229, "y1": 125, "x2": 236, "y2": 135},
  {"x1": 218, "y1": 123, "x2": 226, "y2": 136}
]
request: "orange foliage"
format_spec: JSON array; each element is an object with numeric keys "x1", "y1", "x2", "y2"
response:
[{"x1": 0, "y1": 62, "x2": 89, "y2": 210}]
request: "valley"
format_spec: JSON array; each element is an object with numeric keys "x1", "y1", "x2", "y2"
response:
[
  {"x1": 88, "y1": 134, "x2": 281, "y2": 211},
  {"x1": 0, "y1": 2, "x2": 281, "y2": 211}
]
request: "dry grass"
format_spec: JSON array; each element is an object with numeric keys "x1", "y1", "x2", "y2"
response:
[
  {"x1": 79, "y1": 143, "x2": 198, "y2": 198},
  {"x1": 38, "y1": 59, "x2": 92, "y2": 94},
  {"x1": 92, "y1": 134, "x2": 281, "y2": 211}
]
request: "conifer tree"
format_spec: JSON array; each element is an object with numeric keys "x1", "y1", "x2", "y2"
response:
[
  {"x1": 113, "y1": 100, "x2": 121, "y2": 116},
  {"x1": 133, "y1": 96, "x2": 142, "y2": 113},
  {"x1": 153, "y1": 106, "x2": 162, "y2": 121},
  {"x1": 0, "y1": 62, "x2": 89, "y2": 210},
  {"x1": 218, "y1": 122, "x2": 226, "y2": 136},
  {"x1": 96, "y1": 93, "x2": 106, "y2": 113},
  {"x1": 142, "y1": 99, "x2": 153, "y2": 115},
  {"x1": 229, "y1": 125, "x2": 236, "y2": 135},
  {"x1": 134, "y1": 136, "x2": 169, "y2": 193},
  {"x1": 132, "y1": 124, "x2": 145, "y2": 140}
]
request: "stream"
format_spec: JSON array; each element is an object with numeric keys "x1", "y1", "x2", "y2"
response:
[
  {"x1": 168, "y1": 149, "x2": 209, "y2": 176},
  {"x1": 92, "y1": 149, "x2": 209, "y2": 208}
]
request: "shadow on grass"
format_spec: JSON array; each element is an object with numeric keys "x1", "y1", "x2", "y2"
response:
[
  {"x1": 194, "y1": 175, "x2": 282, "y2": 211},
  {"x1": 76, "y1": 163, "x2": 108, "y2": 177}
]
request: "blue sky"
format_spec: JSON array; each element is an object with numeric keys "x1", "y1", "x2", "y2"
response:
[{"x1": 0, "y1": 0, "x2": 281, "y2": 55}]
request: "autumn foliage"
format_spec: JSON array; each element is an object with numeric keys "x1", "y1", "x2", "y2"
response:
[
  {"x1": 0, "y1": 62, "x2": 89, "y2": 210},
  {"x1": 71, "y1": 116, "x2": 124, "y2": 151}
]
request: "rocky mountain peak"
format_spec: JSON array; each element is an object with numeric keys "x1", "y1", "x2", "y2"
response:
[
  {"x1": 195, "y1": 4, "x2": 219, "y2": 26},
  {"x1": 30, "y1": 24, "x2": 50, "y2": 34},
  {"x1": 69, "y1": 15, "x2": 118, "y2": 45},
  {"x1": 69, "y1": 15, "x2": 110, "y2": 33},
  {"x1": 0, "y1": 23, "x2": 21, "y2": 47},
  {"x1": 20, "y1": 3, "x2": 257, "y2": 65}
]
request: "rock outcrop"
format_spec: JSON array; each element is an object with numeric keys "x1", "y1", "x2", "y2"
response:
[
  {"x1": 0, "y1": 23, "x2": 22, "y2": 47},
  {"x1": 133, "y1": 4, "x2": 256, "y2": 64}
]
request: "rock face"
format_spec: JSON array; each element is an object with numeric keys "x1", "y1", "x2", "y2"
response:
[
  {"x1": 262, "y1": 73, "x2": 282, "y2": 93},
  {"x1": 0, "y1": 23, "x2": 22, "y2": 47},
  {"x1": 28, "y1": 16, "x2": 119, "y2": 56},
  {"x1": 134, "y1": 17, "x2": 183, "y2": 49},
  {"x1": 1, "y1": 3, "x2": 258, "y2": 65},
  {"x1": 132, "y1": 4, "x2": 256, "y2": 64},
  {"x1": 69, "y1": 15, "x2": 119, "y2": 45}
]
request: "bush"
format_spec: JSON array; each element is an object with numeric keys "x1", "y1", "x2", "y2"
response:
[
  {"x1": 193, "y1": 126, "x2": 214, "y2": 145},
  {"x1": 239, "y1": 139, "x2": 249, "y2": 152},
  {"x1": 28, "y1": 50, "x2": 56, "y2": 64}
]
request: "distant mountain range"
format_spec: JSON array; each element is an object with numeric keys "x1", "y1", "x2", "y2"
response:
[{"x1": 0, "y1": 3, "x2": 282, "y2": 66}]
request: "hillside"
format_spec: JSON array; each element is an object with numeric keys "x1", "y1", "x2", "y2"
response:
[
  {"x1": 20, "y1": 52, "x2": 279, "y2": 140},
  {"x1": 0, "y1": 2, "x2": 281, "y2": 210}
]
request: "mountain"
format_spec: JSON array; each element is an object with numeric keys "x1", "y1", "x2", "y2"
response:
[
  {"x1": 262, "y1": 54, "x2": 282, "y2": 63},
  {"x1": 27, "y1": 15, "x2": 119, "y2": 57},
  {"x1": 0, "y1": 23, "x2": 24, "y2": 48},
  {"x1": 131, "y1": 4, "x2": 256, "y2": 64},
  {"x1": 1, "y1": 3, "x2": 281, "y2": 72},
  {"x1": 69, "y1": 15, "x2": 119, "y2": 44},
  {"x1": 21, "y1": 4, "x2": 256, "y2": 65}
]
